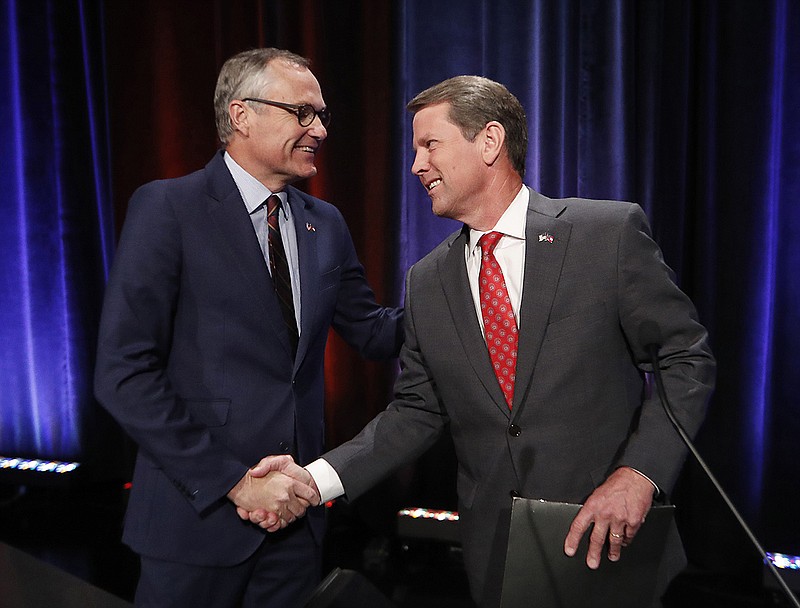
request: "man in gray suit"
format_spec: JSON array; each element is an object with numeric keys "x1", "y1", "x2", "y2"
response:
[{"x1": 248, "y1": 75, "x2": 715, "y2": 607}]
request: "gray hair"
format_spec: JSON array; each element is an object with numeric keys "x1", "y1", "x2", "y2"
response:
[
  {"x1": 214, "y1": 48, "x2": 310, "y2": 145},
  {"x1": 407, "y1": 75, "x2": 528, "y2": 178}
]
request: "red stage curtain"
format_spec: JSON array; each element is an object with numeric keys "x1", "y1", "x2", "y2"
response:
[{"x1": 105, "y1": 0, "x2": 399, "y2": 451}]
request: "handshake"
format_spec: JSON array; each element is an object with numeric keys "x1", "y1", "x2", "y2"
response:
[{"x1": 227, "y1": 455, "x2": 322, "y2": 533}]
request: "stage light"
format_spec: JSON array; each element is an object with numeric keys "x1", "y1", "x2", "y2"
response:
[
  {"x1": 0, "y1": 456, "x2": 80, "y2": 475},
  {"x1": 397, "y1": 507, "x2": 460, "y2": 543},
  {"x1": 764, "y1": 552, "x2": 800, "y2": 595},
  {"x1": 398, "y1": 507, "x2": 459, "y2": 522}
]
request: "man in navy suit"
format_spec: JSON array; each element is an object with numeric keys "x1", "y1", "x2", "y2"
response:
[{"x1": 94, "y1": 48, "x2": 402, "y2": 608}]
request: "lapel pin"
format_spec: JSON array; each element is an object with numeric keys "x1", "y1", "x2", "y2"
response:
[
  {"x1": 538, "y1": 232, "x2": 555, "y2": 243},
  {"x1": 306, "y1": 222, "x2": 316, "y2": 232}
]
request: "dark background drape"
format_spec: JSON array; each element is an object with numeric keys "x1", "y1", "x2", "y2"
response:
[
  {"x1": 2, "y1": 0, "x2": 798, "y2": 599},
  {"x1": 0, "y1": 0, "x2": 115, "y2": 468}
]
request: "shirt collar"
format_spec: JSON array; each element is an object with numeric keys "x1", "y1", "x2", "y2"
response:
[
  {"x1": 468, "y1": 185, "x2": 528, "y2": 250},
  {"x1": 223, "y1": 151, "x2": 289, "y2": 216}
]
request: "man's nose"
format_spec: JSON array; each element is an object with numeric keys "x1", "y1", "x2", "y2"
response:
[
  {"x1": 308, "y1": 117, "x2": 327, "y2": 140},
  {"x1": 411, "y1": 149, "x2": 428, "y2": 174}
]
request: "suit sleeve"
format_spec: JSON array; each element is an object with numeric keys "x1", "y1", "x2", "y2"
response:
[
  {"x1": 615, "y1": 204, "x2": 716, "y2": 495},
  {"x1": 93, "y1": 185, "x2": 247, "y2": 513},
  {"x1": 328, "y1": 210, "x2": 403, "y2": 359},
  {"x1": 324, "y1": 264, "x2": 446, "y2": 500}
]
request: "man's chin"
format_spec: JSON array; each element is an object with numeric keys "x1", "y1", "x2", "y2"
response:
[
  {"x1": 291, "y1": 165, "x2": 318, "y2": 182},
  {"x1": 430, "y1": 200, "x2": 450, "y2": 219}
]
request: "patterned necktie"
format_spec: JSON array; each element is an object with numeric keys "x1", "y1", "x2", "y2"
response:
[
  {"x1": 478, "y1": 231, "x2": 518, "y2": 409},
  {"x1": 266, "y1": 194, "x2": 298, "y2": 356}
]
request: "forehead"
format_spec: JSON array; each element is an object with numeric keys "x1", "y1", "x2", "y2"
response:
[
  {"x1": 412, "y1": 103, "x2": 462, "y2": 144},
  {"x1": 262, "y1": 61, "x2": 325, "y2": 104}
]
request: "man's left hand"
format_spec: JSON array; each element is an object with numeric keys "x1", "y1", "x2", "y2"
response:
[{"x1": 563, "y1": 466, "x2": 654, "y2": 569}]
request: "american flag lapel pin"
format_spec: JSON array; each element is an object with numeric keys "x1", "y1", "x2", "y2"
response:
[
  {"x1": 538, "y1": 232, "x2": 555, "y2": 243},
  {"x1": 306, "y1": 222, "x2": 316, "y2": 232}
]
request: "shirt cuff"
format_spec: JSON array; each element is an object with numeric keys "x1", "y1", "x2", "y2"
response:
[
  {"x1": 305, "y1": 458, "x2": 345, "y2": 504},
  {"x1": 629, "y1": 467, "x2": 660, "y2": 496}
]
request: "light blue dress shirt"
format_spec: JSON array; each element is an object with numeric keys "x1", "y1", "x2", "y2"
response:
[{"x1": 223, "y1": 151, "x2": 302, "y2": 333}]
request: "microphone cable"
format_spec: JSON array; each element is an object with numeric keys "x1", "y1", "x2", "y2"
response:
[{"x1": 640, "y1": 320, "x2": 799, "y2": 608}]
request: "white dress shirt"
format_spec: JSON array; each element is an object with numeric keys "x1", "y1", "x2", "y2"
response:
[
  {"x1": 306, "y1": 187, "x2": 529, "y2": 503},
  {"x1": 465, "y1": 186, "x2": 528, "y2": 331}
]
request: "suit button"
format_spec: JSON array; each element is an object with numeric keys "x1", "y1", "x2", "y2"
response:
[
  {"x1": 508, "y1": 424, "x2": 521, "y2": 437},
  {"x1": 279, "y1": 442, "x2": 291, "y2": 453}
]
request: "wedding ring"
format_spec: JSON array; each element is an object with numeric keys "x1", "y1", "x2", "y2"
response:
[{"x1": 609, "y1": 532, "x2": 623, "y2": 539}]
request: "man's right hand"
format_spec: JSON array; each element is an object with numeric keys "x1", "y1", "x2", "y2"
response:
[{"x1": 227, "y1": 455, "x2": 319, "y2": 532}]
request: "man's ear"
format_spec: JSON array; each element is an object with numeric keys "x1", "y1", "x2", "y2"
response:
[
  {"x1": 229, "y1": 100, "x2": 250, "y2": 137},
  {"x1": 481, "y1": 121, "x2": 506, "y2": 166}
]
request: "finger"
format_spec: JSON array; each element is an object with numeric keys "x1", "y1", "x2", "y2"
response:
[
  {"x1": 607, "y1": 529, "x2": 625, "y2": 562},
  {"x1": 260, "y1": 511, "x2": 286, "y2": 530},
  {"x1": 586, "y1": 522, "x2": 609, "y2": 569},
  {"x1": 281, "y1": 462, "x2": 313, "y2": 484},
  {"x1": 258, "y1": 512, "x2": 280, "y2": 530},
  {"x1": 262, "y1": 519, "x2": 283, "y2": 532},
  {"x1": 624, "y1": 519, "x2": 643, "y2": 538},
  {"x1": 249, "y1": 454, "x2": 295, "y2": 478},
  {"x1": 236, "y1": 506, "x2": 250, "y2": 521},
  {"x1": 564, "y1": 509, "x2": 593, "y2": 557},
  {"x1": 248, "y1": 508, "x2": 268, "y2": 524},
  {"x1": 291, "y1": 480, "x2": 319, "y2": 506},
  {"x1": 285, "y1": 498, "x2": 307, "y2": 519}
]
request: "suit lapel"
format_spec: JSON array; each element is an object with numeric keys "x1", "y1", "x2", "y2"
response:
[
  {"x1": 287, "y1": 188, "x2": 318, "y2": 369},
  {"x1": 439, "y1": 227, "x2": 510, "y2": 415},
  {"x1": 511, "y1": 189, "x2": 571, "y2": 418},
  {"x1": 204, "y1": 154, "x2": 294, "y2": 356}
]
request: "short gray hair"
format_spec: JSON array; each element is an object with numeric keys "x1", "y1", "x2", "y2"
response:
[
  {"x1": 214, "y1": 48, "x2": 310, "y2": 145},
  {"x1": 407, "y1": 75, "x2": 528, "y2": 178}
]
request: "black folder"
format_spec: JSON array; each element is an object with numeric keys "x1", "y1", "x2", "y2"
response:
[{"x1": 500, "y1": 498, "x2": 675, "y2": 608}]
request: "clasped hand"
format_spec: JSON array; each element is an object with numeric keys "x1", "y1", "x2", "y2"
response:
[
  {"x1": 227, "y1": 455, "x2": 321, "y2": 533},
  {"x1": 563, "y1": 466, "x2": 654, "y2": 568}
]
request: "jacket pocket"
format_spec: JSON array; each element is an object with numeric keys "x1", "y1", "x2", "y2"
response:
[
  {"x1": 319, "y1": 265, "x2": 341, "y2": 292},
  {"x1": 183, "y1": 398, "x2": 231, "y2": 427}
]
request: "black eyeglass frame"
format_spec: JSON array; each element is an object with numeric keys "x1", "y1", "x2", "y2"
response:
[{"x1": 242, "y1": 97, "x2": 331, "y2": 127}]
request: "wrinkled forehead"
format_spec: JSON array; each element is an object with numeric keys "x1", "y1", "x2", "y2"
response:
[{"x1": 261, "y1": 60, "x2": 326, "y2": 106}]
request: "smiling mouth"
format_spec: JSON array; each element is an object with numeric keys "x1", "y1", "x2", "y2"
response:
[
  {"x1": 426, "y1": 178, "x2": 442, "y2": 191},
  {"x1": 296, "y1": 145, "x2": 316, "y2": 154}
]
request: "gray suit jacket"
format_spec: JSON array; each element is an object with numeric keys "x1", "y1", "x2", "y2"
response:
[{"x1": 324, "y1": 189, "x2": 715, "y2": 605}]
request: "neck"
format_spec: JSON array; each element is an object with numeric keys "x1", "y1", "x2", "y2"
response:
[
  {"x1": 467, "y1": 173, "x2": 523, "y2": 231},
  {"x1": 226, "y1": 144, "x2": 288, "y2": 192}
]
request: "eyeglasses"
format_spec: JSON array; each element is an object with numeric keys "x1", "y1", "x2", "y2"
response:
[{"x1": 242, "y1": 98, "x2": 331, "y2": 128}]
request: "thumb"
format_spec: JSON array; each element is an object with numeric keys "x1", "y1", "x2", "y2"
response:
[
  {"x1": 292, "y1": 479, "x2": 321, "y2": 506},
  {"x1": 249, "y1": 454, "x2": 295, "y2": 478}
]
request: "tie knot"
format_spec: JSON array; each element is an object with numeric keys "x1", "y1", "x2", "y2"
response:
[
  {"x1": 478, "y1": 231, "x2": 503, "y2": 255},
  {"x1": 266, "y1": 194, "x2": 282, "y2": 217}
]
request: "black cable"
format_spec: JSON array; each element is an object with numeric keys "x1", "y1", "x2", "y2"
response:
[{"x1": 642, "y1": 330, "x2": 799, "y2": 608}]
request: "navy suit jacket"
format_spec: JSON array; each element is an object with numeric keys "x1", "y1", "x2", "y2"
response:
[
  {"x1": 94, "y1": 151, "x2": 402, "y2": 565},
  {"x1": 324, "y1": 190, "x2": 715, "y2": 604}
]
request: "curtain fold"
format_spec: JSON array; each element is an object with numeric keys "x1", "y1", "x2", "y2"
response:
[
  {"x1": 104, "y1": 0, "x2": 399, "y2": 451},
  {"x1": 0, "y1": 0, "x2": 113, "y2": 461}
]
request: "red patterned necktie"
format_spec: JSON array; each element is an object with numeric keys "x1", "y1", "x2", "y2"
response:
[
  {"x1": 266, "y1": 194, "x2": 298, "y2": 356},
  {"x1": 478, "y1": 231, "x2": 518, "y2": 409}
]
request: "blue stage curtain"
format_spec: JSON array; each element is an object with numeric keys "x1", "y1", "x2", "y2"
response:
[
  {"x1": 395, "y1": 0, "x2": 800, "y2": 562},
  {"x1": 0, "y1": 0, "x2": 114, "y2": 462}
]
